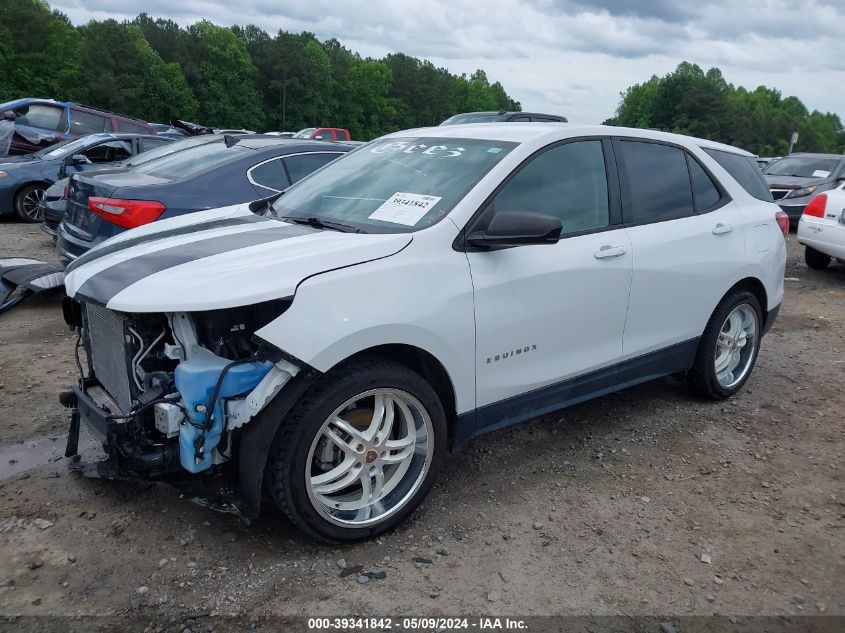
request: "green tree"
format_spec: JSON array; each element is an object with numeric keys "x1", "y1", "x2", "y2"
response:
[
  {"x1": 0, "y1": 0, "x2": 82, "y2": 101},
  {"x1": 188, "y1": 20, "x2": 264, "y2": 129},
  {"x1": 79, "y1": 20, "x2": 197, "y2": 122}
]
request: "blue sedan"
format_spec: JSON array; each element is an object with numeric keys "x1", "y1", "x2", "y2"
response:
[
  {"x1": 0, "y1": 133, "x2": 172, "y2": 222},
  {"x1": 57, "y1": 135, "x2": 351, "y2": 265}
]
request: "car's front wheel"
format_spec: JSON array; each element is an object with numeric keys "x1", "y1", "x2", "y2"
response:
[
  {"x1": 14, "y1": 184, "x2": 46, "y2": 222},
  {"x1": 686, "y1": 290, "x2": 762, "y2": 400},
  {"x1": 269, "y1": 358, "x2": 446, "y2": 542},
  {"x1": 804, "y1": 246, "x2": 831, "y2": 270}
]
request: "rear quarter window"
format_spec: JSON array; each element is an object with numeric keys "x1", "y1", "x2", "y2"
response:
[{"x1": 704, "y1": 148, "x2": 773, "y2": 202}]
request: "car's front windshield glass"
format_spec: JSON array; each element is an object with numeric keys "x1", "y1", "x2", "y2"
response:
[
  {"x1": 271, "y1": 136, "x2": 516, "y2": 233},
  {"x1": 34, "y1": 137, "x2": 91, "y2": 159},
  {"x1": 764, "y1": 157, "x2": 838, "y2": 178}
]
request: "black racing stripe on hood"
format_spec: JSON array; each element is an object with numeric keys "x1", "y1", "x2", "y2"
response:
[
  {"x1": 75, "y1": 224, "x2": 318, "y2": 305},
  {"x1": 65, "y1": 214, "x2": 271, "y2": 275}
]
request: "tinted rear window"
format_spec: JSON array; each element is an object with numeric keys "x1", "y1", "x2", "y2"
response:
[
  {"x1": 687, "y1": 156, "x2": 722, "y2": 211},
  {"x1": 704, "y1": 148, "x2": 773, "y2": 202},
  {"x1": 133, "y1": 140, "x2": 247, "y2": 179},
  {"x1": 620, "y1": 140, "x2": 694, "y2": 223}
]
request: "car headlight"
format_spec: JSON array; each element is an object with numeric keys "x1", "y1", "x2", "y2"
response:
[{"x1": 786, "y1": 185, "x2": 817, "y2": 199}]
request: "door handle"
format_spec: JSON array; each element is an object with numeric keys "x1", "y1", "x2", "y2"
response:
[
  {"x1": 593, "y1": 245, "x2": 627, "y2": 259},
  {"x1": 712, "y1": 223, "x2": 734, "y2": 235}
]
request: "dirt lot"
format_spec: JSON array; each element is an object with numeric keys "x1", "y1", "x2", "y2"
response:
[{"x1": 0, "y1": 219, "x2": 842, "y2": 627}]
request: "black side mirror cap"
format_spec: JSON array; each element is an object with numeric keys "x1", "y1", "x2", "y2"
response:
[{"x1": 466, "y1": 211, "x2": 562, "y2": 248}]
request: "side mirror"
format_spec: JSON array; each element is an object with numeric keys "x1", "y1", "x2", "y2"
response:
[
  {"x1": 65, "y1": 154, "x2": 89, "y2": 166},
  {"x1": 466, "y1": 211, "x2": 562, "y2": 248}
]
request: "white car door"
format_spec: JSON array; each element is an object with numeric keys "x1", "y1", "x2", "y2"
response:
[
  {"x1": 463, "y1": 138, "x2": 632, "y2": 432},
  {"x1": 613, "y1": 138, "x2": 746, "y2": 360}
]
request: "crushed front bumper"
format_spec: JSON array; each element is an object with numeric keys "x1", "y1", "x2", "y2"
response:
[{"x1": 65, "y1": 380, "x2": 179, "y2": 478}]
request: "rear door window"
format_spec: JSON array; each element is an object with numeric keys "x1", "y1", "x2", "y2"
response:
[
  {"x1": 312, "y1": 129, "x2": 332, "y2": 140},
  {"x1": 687, "y1": 155, "x2": 723, "y2": 211},
  {"x1": 13, "y1": 103, "x2": 65, "y2": 131},
  {"x1": 337, "y1": 130, "x2": 350, "y2": 141},
  {"x1": 82, "y1": 140, "x2": 132, "y2": 163},
  {"x1": 70, "y1": 110, "x2": 110, "y2": 135},
  {"x1": 117, "y1": 119, "x2": 152, "y2": 135},
  {"x1": 283, "y1": 152, "x2": 341, "y2": 184},
  {"x1": 249, "y1": 158, "x2": 289, "y2": 191},
  {"x1": 705, "y1": 148, "x2": 773, "y2": 202},
  {"x1": 618, "y1": 140, "x2": 694, "y2": 224}
]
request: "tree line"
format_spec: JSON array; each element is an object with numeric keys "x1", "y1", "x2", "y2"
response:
[
  {"x1": 605, "y1": 62, "x2": 844, "y2": 156},
  {"x1": 0, "y1": 0, "x2": 521, "y2": 140}
]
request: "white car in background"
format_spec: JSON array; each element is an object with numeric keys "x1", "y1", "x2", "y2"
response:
[
  {"x1": 63, "y1": 124, "x2": 787, "y2": 541},
  {"x1": 798, "y1": 182, "x2": 845, "y2": 269}
]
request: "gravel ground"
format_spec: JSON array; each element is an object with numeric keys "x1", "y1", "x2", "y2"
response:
[{"x1": 0, "y1": 219, "x2": 842, "y2": 627}]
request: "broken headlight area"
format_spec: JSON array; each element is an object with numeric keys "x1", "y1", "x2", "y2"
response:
[{"x1": 64, "y1": 298, "x2": 298, "y2": 481}]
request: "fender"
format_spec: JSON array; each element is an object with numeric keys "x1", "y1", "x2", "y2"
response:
[{"x1": 237, "y1": 366, "x2": 322, "y2": 519}]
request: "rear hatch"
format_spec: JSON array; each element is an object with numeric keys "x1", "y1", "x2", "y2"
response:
[{"x1": 64, "y1": 171, "x2": 170, "y2": 243}]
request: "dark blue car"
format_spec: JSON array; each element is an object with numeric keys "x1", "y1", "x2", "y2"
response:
[
  {"x1": 0, "y1": 132, "x2": 172, "y2": 221},
  {"x1": 56, "y1": 136, "x2": 351, "y2": 265}
]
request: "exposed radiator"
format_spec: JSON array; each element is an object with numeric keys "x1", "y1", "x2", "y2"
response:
[{"x1": 85, "y1": 304, "x2": 134, "y2": 412}]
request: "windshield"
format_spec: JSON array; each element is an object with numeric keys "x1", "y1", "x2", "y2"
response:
[
  {"x1": 123, "y1": 136, "x2": 217, "y2": 168},
  {"x1": 271, "y1": 137, "x2": 516, "y2": 233},
  {"x1": 764, "y1": 156, "x2": 839, "y2": 178},
  {"x1": 293, "y1": 128, "x2": 316, "y2": 139},
  {"x1": 33, "y1": 136, "x2": 92, "y2": 160},
  {"x1": 132, "y1": 139, "x2": 247, "y2": 179},
  {"x1": 440, "y1": 113, "x2": 502, "y2": 125}
]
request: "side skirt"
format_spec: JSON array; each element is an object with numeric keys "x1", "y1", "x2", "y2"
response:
[{"x1": 453, "y1": 338, "x2": 699, "y2": 448}]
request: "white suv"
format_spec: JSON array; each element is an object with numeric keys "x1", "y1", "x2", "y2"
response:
[{"x1": 62, "y1": 124, "x2": 787, "y2": 541}]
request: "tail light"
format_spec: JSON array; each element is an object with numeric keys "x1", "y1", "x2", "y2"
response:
[
  {"x1": 803, "y1": 194, "x2": 826, "y2": 219},
  {"x1": 88, "y1": 197, "x2": 166, "y2": 229},
  {"x1": 63, "y1": 184, "x2": 68, "y2": 198},
  {"x1": 775, "y1": 210, "x2": 789, "y2": 237}
]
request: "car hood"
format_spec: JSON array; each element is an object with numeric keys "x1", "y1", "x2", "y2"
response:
[
  {"x1": 64, "y1": 205, "x2": 412, "y2": 312},
  {"x1": 764, "y1": 174, "x2": 828, "y2": 188}
]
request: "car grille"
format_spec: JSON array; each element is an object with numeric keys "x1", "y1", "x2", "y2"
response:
[
  {"x1": 85, "y1": 304, "x2": 133, "y2": 412},
  {"x1": 770, "y1": 189, "x2": 791, "y2": 201}
]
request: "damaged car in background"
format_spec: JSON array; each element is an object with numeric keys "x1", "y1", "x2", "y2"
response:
[{"x1": 62, "y1": 124, "x2": 785, "y2": 541}]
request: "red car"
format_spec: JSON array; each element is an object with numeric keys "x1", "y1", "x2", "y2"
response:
[
  {"x1": 292, "y1": 127, "x2": 351, "y2": 141},
  {"x1": 0, "y1": 98, "x2": 158, "y2": 155}
]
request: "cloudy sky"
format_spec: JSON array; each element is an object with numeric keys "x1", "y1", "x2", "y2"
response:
[{"x1": 51, "y1": 0, "x2": 844, "y2": 125}]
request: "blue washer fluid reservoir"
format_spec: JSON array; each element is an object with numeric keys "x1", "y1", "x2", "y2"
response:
[{"x1": 174, "y1": 347, "x2": 273, "y2": 473}]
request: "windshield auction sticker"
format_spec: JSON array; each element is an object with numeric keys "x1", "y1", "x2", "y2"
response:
[{"x1": 368, "y1": 192, "x2": 442, "y2": 226}]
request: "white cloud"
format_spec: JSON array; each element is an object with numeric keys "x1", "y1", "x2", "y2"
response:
[{"x1": 51, "y1": 0, "x2": 845, "y2": 125}]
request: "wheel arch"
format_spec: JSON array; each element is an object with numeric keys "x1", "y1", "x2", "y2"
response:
[
  {"x1": 237, "y1": 343, "x2": 460, "y2": 521},
  {"x1": 724, "y1": 276, "x2": 769, "y2": 328},
  {"x1": 340, "y1": 343, "x2": 458, "y2": 449}
]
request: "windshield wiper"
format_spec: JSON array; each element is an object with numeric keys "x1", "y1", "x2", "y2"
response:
[{"x1": 278, "y1": 215, "x2": 365, "y2": 234}]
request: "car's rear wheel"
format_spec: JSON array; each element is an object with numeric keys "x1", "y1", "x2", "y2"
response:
[
  {"x1": 804, "y1": 246, "x2": 831, "y2": 270},
  {"x1": 686, "y1": 290, "x2": 762, "y2": 400},
  {"x1": 14, "y1": 184, "x2": 46, "y2": 222},
  {"x1": 269, "y1": 358, "x2": 446, "y2": 542}
]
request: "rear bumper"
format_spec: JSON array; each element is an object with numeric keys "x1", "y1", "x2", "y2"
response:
[{"x1": 797, "y1": 218, "x2": 845, "y2": 259}]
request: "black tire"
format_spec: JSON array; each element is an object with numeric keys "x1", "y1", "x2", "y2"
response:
[
  {"x1": 14, "y1": 184, "x2": 46, "y2": 222},
  {"x1": 269, "y1": 358, "x2": 447, "y2": 542},
  {"x1": 686, "y1": 290, "x2": 762, "y2": 400},
  {"x1": 804, "y1": 246, "x2": 830, "y2": 270}
]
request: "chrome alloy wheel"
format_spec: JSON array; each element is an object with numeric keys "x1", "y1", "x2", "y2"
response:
[
  {"x1": 305, "y1": 388, "x2": 433, "y2": 527},
  {"x1": 21, "y1": 187, "x2": 46, "y2": 221},
  {"x1": 714, "y1": 303, "x2": 758, "y2": 389}
]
